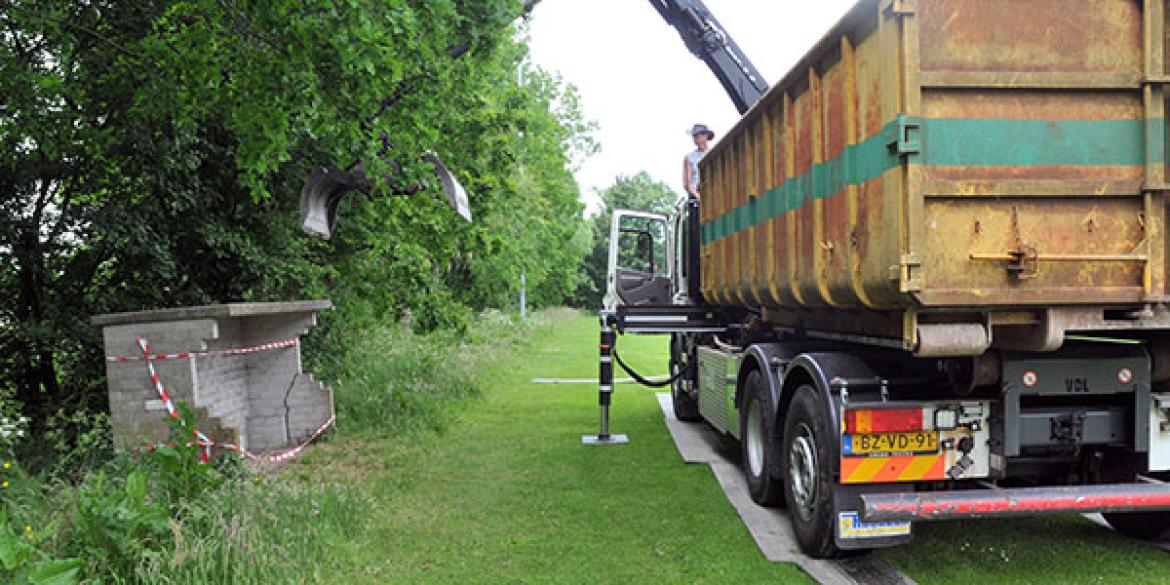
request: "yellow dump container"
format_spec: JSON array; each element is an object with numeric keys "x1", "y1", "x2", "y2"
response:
[{"x1": 699, "y1": 0, "x2": 1170, "y2": 354}]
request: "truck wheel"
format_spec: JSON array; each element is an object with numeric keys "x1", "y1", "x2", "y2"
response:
[
  {"x1": 782, "y1": 384, "x2": 842, "y2": 558},
  {"x1": 741, "y1": 370, "x2": 783, "y2": 505},
  {"x1": 1103, "y1": 512, "x2": 1170, "y2": 541},
  {"x1": 670, "y1": 334, "x2": 701, "y2": 421}
]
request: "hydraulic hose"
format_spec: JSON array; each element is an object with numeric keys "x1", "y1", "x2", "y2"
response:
[{"x1": 612, "y1": 348, "x2": 683, "y2": 388}]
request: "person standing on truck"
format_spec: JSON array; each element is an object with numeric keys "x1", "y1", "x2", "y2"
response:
[{"x1": 684, "y1": 123, "x2": 715, "y2": 199}]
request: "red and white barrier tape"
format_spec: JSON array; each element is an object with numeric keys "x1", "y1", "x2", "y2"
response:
[
  {"x1": 132, "y1": 336, "x2": 332, "y2": 464},
  {"x1": 222, "y1": 414, "x2": 336, "y2": 463},
  {"x1": 108, "y1": 338, "x2": 300, "y2": 362},
  {"x1": 138, "y1": 338, "x2": 212, "y2": 463},
  {"x1": 136, "y1": 415, "x2": 336, "y2": 464}
]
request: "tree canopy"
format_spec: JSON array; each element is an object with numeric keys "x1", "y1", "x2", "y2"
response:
[{"x1": 0, "y1": 0, "x2": 594, "y2": 432}]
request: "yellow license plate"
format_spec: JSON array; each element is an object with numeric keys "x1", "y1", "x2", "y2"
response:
[{"x1": 844, "y1": 432, "x2": 939, "y2": 455}]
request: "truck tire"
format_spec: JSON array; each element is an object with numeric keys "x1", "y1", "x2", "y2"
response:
[
  {"x1": 1103, "y1": 512, "x2": 1170, "y2": 541},
  {"x1": 741, "y1": 369, "x2": 784, "y2": 505},
  {"x1": 670, "y1": 334, "x2": 701, "y2": 422},
  {"x1": 782, "y1": 384, "x2": 843, "y2": 558}
]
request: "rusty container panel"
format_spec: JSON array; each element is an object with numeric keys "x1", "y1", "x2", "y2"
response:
[
  {"x1": 698, "y1": 0, "x2": 1170, "y2": 347},
  {"x1": 915, "y1": 0, "x2": 1154, "y2": 306}
]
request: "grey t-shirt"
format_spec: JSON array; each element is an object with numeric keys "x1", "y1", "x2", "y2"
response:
[{"x1": 686, "y1": 148, "x2": 706, "y2": 193}]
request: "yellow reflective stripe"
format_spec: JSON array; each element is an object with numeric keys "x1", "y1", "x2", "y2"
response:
[
  {"x1": 841, "y1": 454, "x2": 945, "y2": 484},
  {"x1": 899, "y1": 454, "x2": 942, "y2": 481},
  {"x1": 844, "y1": 457, "x2": 886, "y2": 483}
]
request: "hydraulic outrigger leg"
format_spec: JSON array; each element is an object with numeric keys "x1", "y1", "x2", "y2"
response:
[{"x1": 582, "y1": 312, "x2": 628, "y2": 445}]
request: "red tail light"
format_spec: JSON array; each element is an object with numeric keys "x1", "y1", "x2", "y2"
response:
[{"x1": 845, "y1": 408, "x2": 923, "y2": 433}]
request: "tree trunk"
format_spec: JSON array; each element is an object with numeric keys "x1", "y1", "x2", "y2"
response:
[{"x1": 14, "y1": 222, "x2": 59, "y2": 415}]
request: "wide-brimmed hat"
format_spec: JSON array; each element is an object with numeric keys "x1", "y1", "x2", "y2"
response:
[{"x1": 689, "y1": 123, "x2": 715, "y2": 140}]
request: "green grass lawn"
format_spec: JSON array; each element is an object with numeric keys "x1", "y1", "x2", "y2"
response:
[
  {"x1": 309, "y1": 312, "x2": 1170, "y2": 584},
  {"x1": 317, "y1": 312, "x2": 809, "y2": 583},
  {"x1": 883, "y1": 515, "x2": 1170, "y2": 584}
]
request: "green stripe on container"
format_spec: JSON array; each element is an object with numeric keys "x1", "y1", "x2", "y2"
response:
[
  {"x1": 701, "y1": 116, "x2": 1162, "y2": 245},
  {"x1": 1146, "y1": 117, "x2": 1166, "y2": 168},
  {"x1": 922, "y1": 118, "x2": 1144, "y2": 167},
  {"x1": 700, "y1": 119, "x2": 899, "y2": 244}
]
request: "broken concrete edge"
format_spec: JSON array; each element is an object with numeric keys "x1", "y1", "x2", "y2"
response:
[{"x1": 91, "y1": 300, "x2": 333, "y2": 327}]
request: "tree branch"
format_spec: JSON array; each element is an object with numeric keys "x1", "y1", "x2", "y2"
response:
[
  {"x1": 0, "y1": 2, "x2": 142, "y2": 61},
  {"x1": 214, "y1": 0, "x2": 290, "y2": 58}
]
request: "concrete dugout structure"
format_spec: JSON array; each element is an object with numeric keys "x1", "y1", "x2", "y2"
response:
[{"x1": 93, "y1": 301, "x2": 334, "y2": 454}]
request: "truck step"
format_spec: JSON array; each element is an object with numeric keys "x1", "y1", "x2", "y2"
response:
[{"x1": 609, "y1": 305, "x2": 729, "y2": 334}]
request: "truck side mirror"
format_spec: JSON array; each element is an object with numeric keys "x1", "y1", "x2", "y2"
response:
[{"x1": 618, "y1": 227, "x2": 657, "y2": 275}]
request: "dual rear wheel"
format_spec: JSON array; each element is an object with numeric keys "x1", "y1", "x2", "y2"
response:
[
  {"x1": 740, "y1": 374, "x2": 844, "y2": 558},
  {"x1": 736, "y1": 368, "x2": 1170, "y2": 555}
]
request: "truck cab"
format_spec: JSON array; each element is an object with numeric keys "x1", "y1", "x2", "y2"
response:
[{"x1": 604, "y1": 197, "x2": 700, "y2": 311}]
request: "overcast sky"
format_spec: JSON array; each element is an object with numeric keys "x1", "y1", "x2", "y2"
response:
[{"x1": 525, "y1": 0, "x2": 858, "y2": 212}]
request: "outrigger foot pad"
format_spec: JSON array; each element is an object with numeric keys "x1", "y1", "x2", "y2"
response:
[{"x1": 582, "y1": 434, "x2": 629, "y2": 445}]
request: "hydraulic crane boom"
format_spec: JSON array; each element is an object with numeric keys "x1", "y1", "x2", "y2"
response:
[
  {"x1": 524, "y1": 0, "x2": 768, "y2": 113},
  {"x1": 648, "y1": 0, "x2": 769, "y2": 114}
]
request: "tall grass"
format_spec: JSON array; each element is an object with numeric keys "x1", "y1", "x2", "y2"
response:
[
  {"x1": 322, "y1": 309, "x2": 536, "y2": 437},
  {"x1": 2, "y1": 453, "x2": 369, "y2": 584},
  {"x1": 139, "y1": 475, "x2": 372, "y2": 584}
]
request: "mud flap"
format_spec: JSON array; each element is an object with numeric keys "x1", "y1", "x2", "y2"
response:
[{"x1": 833, "y1": 483, "x2": 914, "y2": 550}]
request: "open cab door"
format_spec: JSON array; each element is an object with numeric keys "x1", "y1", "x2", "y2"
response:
[{"x1": 604, "y1": 210, "x2": 672, "y2": 309}]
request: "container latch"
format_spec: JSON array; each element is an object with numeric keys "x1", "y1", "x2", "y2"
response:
[
  {"x1": 887, "y1": 114, "x2": 922, "y2": 157},
  {"x1": 1007, "y1": 206, "x2": 1039, "y2": 279},
  {"x1": 1006, "y1": 245, "x2": 1040, "y2": 280}
]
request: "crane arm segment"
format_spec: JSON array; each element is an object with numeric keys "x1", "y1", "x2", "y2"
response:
[{"x1": 647, "y1": 0, "x2": 769, "y2": 114}]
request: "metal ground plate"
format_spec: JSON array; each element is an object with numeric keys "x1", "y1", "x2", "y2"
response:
[{"x1": 656, "y1": 393, "x2": 915, "y2": 585}]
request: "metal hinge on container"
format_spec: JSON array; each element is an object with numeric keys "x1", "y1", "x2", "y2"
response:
[
  {"x1": 881, "y1": 0, "x2": 917, "y2": 14},
  {"x1": 886, "y1": 114, "x2": 922, "y2": 158},
  {"x1": 899, "y1": 253, "x2": 923, "y2": 292}
]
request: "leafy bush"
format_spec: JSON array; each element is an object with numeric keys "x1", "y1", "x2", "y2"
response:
[
  {"x1": 0, "y1": 506, "x2": 81, "y2": 585},
  {"x1": 70, "y1": 469, "x2": 170, "y2": 580},
  {"x1": 0, "y1": 387, "x2": 29, "y2": 460},
  {"x1": 0, "y1": 414, "x2": 29, "y2": 456},
  {"x1": 33, "y1": 408, "x2": 112, "y2": 479},
  {"x1": 144, "y1": 403, "x2": 227, "y2": 508}
]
